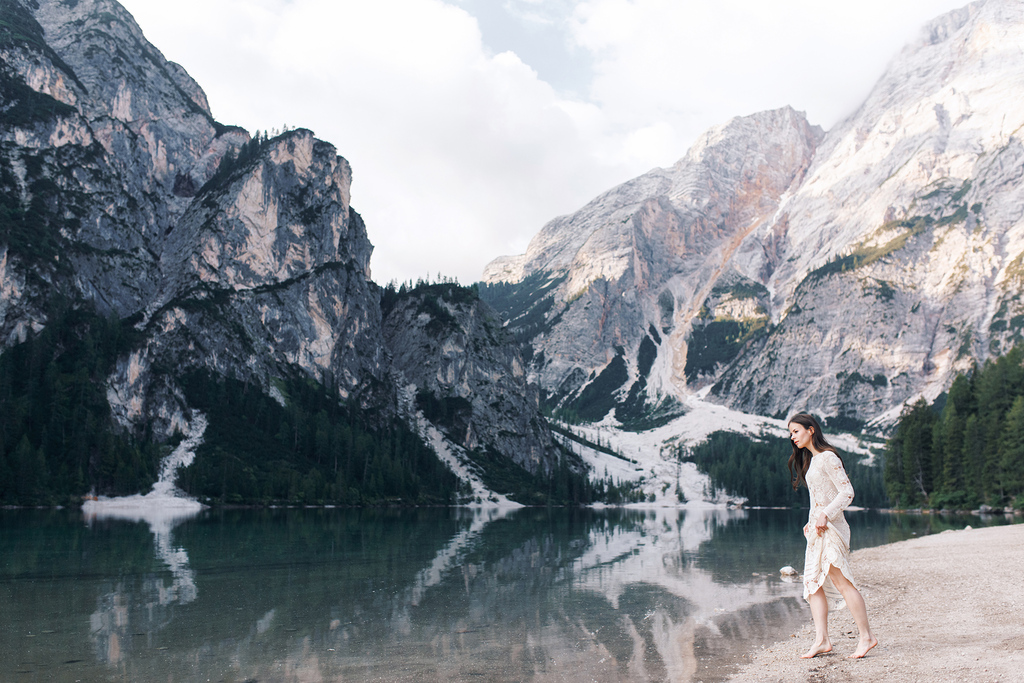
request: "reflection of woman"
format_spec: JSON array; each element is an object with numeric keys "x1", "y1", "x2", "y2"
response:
[{"x1": 787, "y1": 413, "x2": 877, "y2": 659}]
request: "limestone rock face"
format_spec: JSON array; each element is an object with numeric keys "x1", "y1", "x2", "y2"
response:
[
  {"x1": 482, "y1": 107, "x2": 823, "y2": 422},
  {"x1": 31, "y1": 0, "x2": 218, "y2": 198},
  {"x1": 1, "y1": 0, "x2": 241, "y2": 331},
  {"x1": 0, "y1": 0, "x2": 561, "y2": 479},
  {"x1": 382, "y1": 287, "x2": 559, "y2": 474},
  {"x1": 718, "y1": 0, "x2": 1024, "y2": 424},
  {"x1": 483, "y1": 0, "x2": 1024, "y2": 427},
  {"x1": 166, "y1": 132, "x2": 357, "y2": 290},
  {"x1": 109, "y1": 130, "x2": 385, "y2": 436}
]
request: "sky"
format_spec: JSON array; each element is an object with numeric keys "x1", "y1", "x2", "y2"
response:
[{"x1": 117, "y1": 0, "x2": 968, "y2": 286}]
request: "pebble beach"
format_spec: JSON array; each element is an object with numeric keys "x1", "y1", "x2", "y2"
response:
[{"x1": 726, "y1": 522, "x2": 1024, "y2": 683}]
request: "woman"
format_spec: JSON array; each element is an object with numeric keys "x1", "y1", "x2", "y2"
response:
[{"x1": 788, "y1": 413, "x2": 877, "y2": 659}]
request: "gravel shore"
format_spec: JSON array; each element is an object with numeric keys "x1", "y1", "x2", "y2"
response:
[{"x1": 725, "y1": 522, "x2": 1024, "y2": 683}]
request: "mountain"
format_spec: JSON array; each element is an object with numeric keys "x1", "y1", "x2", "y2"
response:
[
  {"x1": 0, "y1": 0, "x2": 573, "y2": 505},
  {"x1": 481, "y1": 0, "x2": 1024, "y2": 430}
]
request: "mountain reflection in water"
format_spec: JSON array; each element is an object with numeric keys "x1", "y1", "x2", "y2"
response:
[{"x1": 0, "y1": 506, "x2": 1005, "y2": 682}]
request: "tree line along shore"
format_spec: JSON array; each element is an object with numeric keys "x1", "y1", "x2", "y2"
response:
[{"x1": 2, "y1": 296, "x2": 1023, "y2": 511}]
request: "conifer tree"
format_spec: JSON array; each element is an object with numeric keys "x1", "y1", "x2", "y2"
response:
[
  {"x1": 997, "y1": 395, "x2": 1024, "y2": 501},
  {"x1": 960, "y1": 414, "x2": 984, "y2": 504},
  {"x1": 883, "y1": 346, "x2": 1024, "y2": 508},
  {"x1": 884, "y1": 400, "x2": 936, "y2": 506}
]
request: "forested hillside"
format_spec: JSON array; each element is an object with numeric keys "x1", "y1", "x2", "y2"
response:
[
  {"x1": 884, "y1": 346, "x2": 1024, "y2": 510},
  {"x1": 0, "y1": 285, "x2": 603, "y2": 506},
  {"x1": 0, "y1": 300, "x2": 160, "y2": 505},
  {"x1": 0, "y1": 298, "x2": 467, "y2": 506}
]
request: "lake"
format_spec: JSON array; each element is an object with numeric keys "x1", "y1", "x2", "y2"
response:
[{"x1": 0, "y1": 506, "x2": 1015, "y2": 682}]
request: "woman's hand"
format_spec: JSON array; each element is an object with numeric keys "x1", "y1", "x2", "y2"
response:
[{"x1": 815, "y1": 512, "x2": 828, "y2": 535}]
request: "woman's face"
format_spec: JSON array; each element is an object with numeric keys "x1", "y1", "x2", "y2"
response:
[{"x1": 789, "y1": 422, "x2": 814, "y2": 451}]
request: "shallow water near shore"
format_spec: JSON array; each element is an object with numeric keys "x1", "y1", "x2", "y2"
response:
[{"x1": 0, "y1": 506, "x2": 1017, "y2": 682}]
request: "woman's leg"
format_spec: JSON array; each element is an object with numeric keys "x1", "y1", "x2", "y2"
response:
[
  {"x1": 826, "y1": 564, "x2": 878, "y2": 658},
  {"x1": 800, "y1": 586, "x2": 832, "y2": 658}
]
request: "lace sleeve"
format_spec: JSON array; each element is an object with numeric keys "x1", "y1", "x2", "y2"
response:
[{"x1": 821, "y1": 451, "x2": 855, "y2": 520}]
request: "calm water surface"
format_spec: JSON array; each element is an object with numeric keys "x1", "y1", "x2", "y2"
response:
[{"x1": 0, "y1": 506, "x2": 1016, "y2": 682}]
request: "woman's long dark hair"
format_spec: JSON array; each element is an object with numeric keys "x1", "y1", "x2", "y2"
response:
[{"x1": 787, "y1": 413, "x2": 841, "y2": 490}]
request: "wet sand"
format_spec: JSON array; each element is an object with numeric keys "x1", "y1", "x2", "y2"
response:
[{"x1": 726, "y1": 521, "x2": 1024, "y2": 683}]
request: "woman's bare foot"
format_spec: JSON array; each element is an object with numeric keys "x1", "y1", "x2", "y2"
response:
[
  {"x1": 848, "y1": 636, "x2": 878, "y2": 659},
  {"x1": 800, "y1": 641, "x2": 832, "y2": 659}
]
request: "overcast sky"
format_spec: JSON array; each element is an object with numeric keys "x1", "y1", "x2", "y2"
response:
[{"x1": 118, "y1": 0, "x2": 968, "y2": 285}]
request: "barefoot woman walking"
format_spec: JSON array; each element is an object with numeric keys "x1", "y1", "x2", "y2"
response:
[{"x1": 788, "y1": 413, "x2": 878, "y2": 659}]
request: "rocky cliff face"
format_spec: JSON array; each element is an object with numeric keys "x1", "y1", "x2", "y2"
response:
[
  {"x1": 482, "y1": 107, "x2": 822, "y2": 424},
  {"x1": 718, "y1": 0, "x2": 1024, "y2": 425},
  {"x1": 105, "y1": 129, "x2": 387, "y2": 438},
  {"x1": 483, "y1": 0, "x2": 1024, "y2": 429},
  {"x1": 382, "y1": 284, "x2": 559, "y2": 475},
  {"x1": 1, "y1": 0, "x2": 226, "y2": 329},
  {"x1": 0, "y1": 0, "x2": 566, "y2": 492}
]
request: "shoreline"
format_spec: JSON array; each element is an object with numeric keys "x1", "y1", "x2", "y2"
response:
[{"x1": 726, "y1": 522, "x2": 1024, "y2": 682}]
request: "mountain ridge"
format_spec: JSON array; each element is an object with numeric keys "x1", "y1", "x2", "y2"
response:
[{"x1": 481, "y1": 0, "x2": 1024, "y2": 429}]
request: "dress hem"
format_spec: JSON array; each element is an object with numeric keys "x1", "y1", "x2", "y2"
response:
[{"x1": 802, "y1": 521, "x2": 857, "y2": 603}]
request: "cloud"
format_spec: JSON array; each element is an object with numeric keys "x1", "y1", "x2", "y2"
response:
[
  {"x1": 569, "y1": 0, "x2": 969, "y2": 145},
  {"x1": 121, "y1": 0, "x2": 634, "y2": 285},
  {"x1": 118, "y1": 0, "x2": 969, "y2": 284}
]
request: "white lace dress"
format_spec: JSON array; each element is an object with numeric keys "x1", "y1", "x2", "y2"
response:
[{"x1": 802, "y1": 450, "x2": 857, "y2": 602}]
